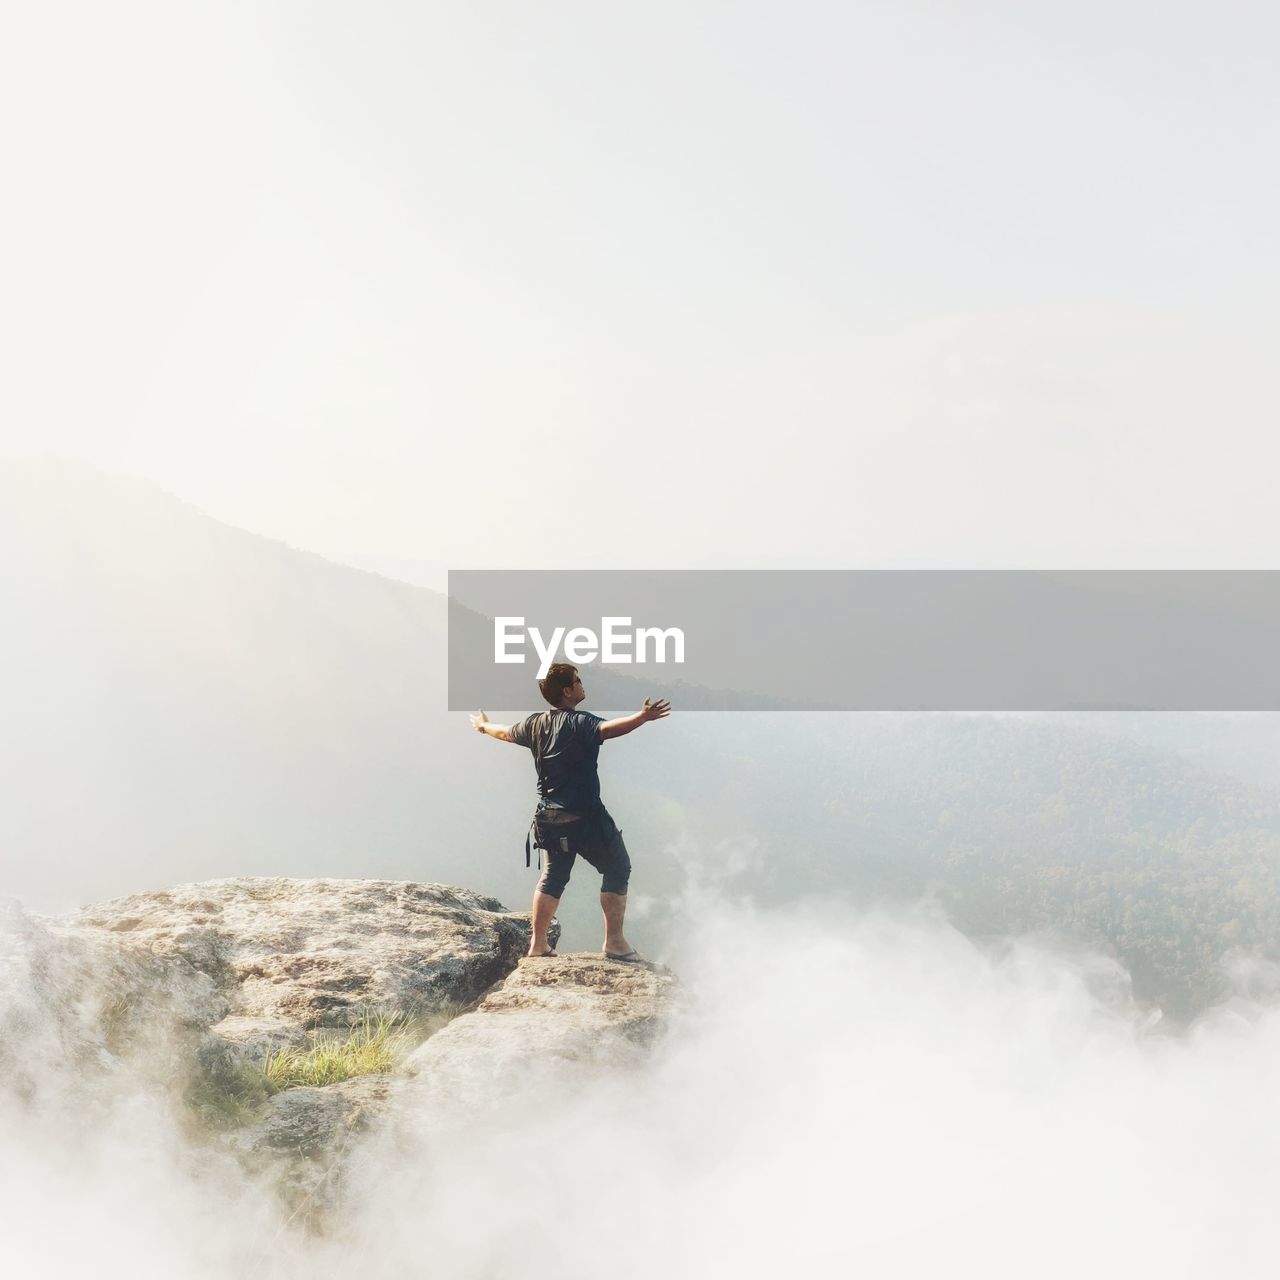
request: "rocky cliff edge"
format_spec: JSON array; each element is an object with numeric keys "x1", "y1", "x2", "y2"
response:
[{"x1": 22, "y1": 877, "x2": 676, "y2": 1226}]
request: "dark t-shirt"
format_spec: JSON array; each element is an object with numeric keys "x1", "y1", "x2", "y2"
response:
[{"x1": 508, "y1": 708, "x2": 605, "y2": 815}]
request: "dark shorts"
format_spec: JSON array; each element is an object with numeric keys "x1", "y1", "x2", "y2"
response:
[{"x1": 534, "y1": 805, "x2": 631, "y2": 898}]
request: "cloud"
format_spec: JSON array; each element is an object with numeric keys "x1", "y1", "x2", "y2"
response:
[{"x1": 5, "y1": 886, "x2": 1277, "y2": 1278}]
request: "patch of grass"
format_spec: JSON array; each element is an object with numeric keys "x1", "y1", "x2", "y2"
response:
[
  {"x1": 185, "y1": 1061, "x2": 272, "y2": 1130},
  {"x1": 102, "y1": 993, "x2": 135, "y2": 1055},
  {"x1": 262, "y1": 1012, "x2": 411, "y2": 1093}
]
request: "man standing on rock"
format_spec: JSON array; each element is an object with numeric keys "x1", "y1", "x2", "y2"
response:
[{"x1": 470, "y1": 663, "x2": 670, "y2": 961}]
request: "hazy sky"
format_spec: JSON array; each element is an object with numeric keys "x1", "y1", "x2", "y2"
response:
[{"x1": 3, "y1": 2, "x2": 1277, "y2": 578}]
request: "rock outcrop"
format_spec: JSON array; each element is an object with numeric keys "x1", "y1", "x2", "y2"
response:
[
  {"x1": 11, "y1": 877, "x2": 676, "y2": 1229},
  {"x1": 404, "y1": 951, "x2": 677, "y2": 1109},
  {"x1": 70, "y1": 876, "x2": 537, "y2": 1035}
]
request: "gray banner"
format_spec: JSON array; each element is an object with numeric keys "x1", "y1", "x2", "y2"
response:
[{"x1": 447, "y1": 570, "x2": 1280, "y2": 712}]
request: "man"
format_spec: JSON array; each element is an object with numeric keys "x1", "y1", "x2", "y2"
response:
[{"x1": 470, "y1": 663, "x2": 671, "y2": 961}]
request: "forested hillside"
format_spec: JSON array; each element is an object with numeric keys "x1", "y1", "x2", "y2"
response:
[{"x1": 643, "y1": 714, "x2": 1280, "y2": 1018}]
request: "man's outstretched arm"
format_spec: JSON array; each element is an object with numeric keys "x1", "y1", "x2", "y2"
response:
[
  {"x1": 470, "y1": 710, "x2": 518, "y2": 743},
  {"x1": 599, "y1": 698, "x2": 672, "y2": 742}
]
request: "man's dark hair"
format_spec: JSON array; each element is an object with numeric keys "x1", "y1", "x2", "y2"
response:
[{"x1": 538, "y1": 663, "x2": 579, "y2": 708}]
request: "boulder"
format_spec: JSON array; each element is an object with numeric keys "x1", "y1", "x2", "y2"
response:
[
  {"x1": 248, "y1": 1073, "x2": 396, "y2": 1156},
  {"x1": 230, "y1": 1073, "x2": 400, "y2": 1228},
  {"x1": 402, "y1": 951, "x2": 678, "y2": 1110},
  {"x1": 69, "y1": 877, "x2": 538, "y2": 1027}
]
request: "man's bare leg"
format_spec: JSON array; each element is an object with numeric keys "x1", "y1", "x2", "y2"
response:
[
  {"x1": 601, "y1": 891, "x2": 633, "y2": 957},
  {"x1": 527, "y1": 890, "x2": 560, "y2": 956}
]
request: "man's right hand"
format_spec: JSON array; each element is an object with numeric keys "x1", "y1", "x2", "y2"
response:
[
  {"x1": 470, "y1": 709, "x2": 489, "y2": 732},
  {"x1": 640, "y1": 698, "x2": 672, "y2": 722}
]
